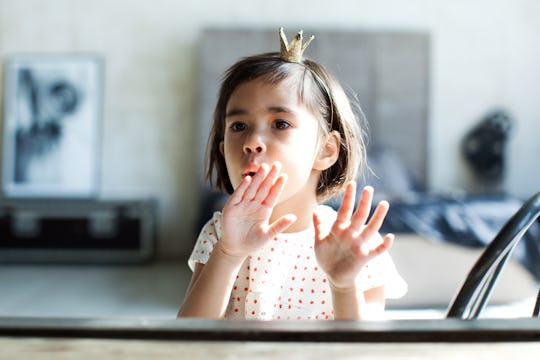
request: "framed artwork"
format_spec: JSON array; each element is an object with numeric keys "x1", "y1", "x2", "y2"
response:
[{"x1": 1, "y1": 54, "x2": 103, "y2": 198}]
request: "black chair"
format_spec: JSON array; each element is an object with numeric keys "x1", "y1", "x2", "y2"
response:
[{"x1": 447, "y1": 191, "x2": 540, "y2": 319}]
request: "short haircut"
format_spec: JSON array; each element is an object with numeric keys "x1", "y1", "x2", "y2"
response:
[{"x1": 206, "y1": 52, "x2": 367, "y2": 202}]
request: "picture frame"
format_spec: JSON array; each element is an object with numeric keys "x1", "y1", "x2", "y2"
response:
[{"x1": 1, "y1": 54, "x2": 103, "y2": 198}]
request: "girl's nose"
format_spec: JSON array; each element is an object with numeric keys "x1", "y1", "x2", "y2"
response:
[{"x1": 243, "y1": 135, "x2": 266, "y2": 154}]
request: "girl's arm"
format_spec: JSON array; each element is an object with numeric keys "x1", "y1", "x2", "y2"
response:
[
  {"x1": 177, "y1": 245, "x2": 245, "y2": 318},
  {"x1": 178, "y1": 162, "x2": 295, "y2": 318},
  {"x1": 331, "y1": 284, "x2": 386, "y2": 320},
  {"x1": 314, "y1": 183, "x2": 393, "y2": 320}
]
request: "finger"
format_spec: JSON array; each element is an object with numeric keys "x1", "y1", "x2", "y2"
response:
[
  {"x1": 255, "y1": 162, "x2": 281, "y2": 202},
  {"x1": 262, "y1": 173, "x2": 287, "y2": 207},
  {"x1": 266, "y1": 214, "x2": 297, "y2": 238},
  {"x1": 382, "y1": 233, "x2": 395, "y2": 250},
  {"x1": 348, "y1": 186, "x2": 374, "y2": 234},
  {"x1": 335, "y1": 181, "x2": 356, "y2": 227},
  {"x1": 359, "y1": 200, "x2": 389, "y2": 241},
  {"x1": 370, "y1": 233, "x2": 394, "y2": 255},
  {"x1": 244, "y1": 163, "x2": 270, "y2": 201},
  {"x1": 313, "y1": 211, "x2": 323, "y2": 242},
  {"x1": 228, "y1": 174, "x2": 252, "y2": 205}
]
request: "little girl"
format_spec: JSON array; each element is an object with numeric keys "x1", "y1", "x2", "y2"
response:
[{"x1": 178, "y1": 28, "x2": 407, "y2": 320}]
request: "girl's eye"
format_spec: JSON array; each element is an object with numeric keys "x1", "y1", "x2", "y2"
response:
[
  {"x1": 229, "y1": 122, "x2": 246, "y2": 132},
  {"x1": 274, "y1": 120, "x2": 290, "y2": 130}
]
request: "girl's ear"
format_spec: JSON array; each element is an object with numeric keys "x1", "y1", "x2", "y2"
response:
[
  {"x1": 314, "y1": 131, "x2": 340, "y2": 171},
  {"x1": 219, "y1": 140, "x2": 224, "y2": 156}
]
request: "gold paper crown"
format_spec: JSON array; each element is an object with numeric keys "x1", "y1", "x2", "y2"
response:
[{"x1": 279, "y1": 27, "x2": 314, "y2": 63}]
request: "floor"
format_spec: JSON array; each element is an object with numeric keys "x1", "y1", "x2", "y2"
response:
[
  {"x1": 2, "y1": 261, "x2": 539, "y2": 359},
  {"x1": 0, "y1": 261, "x2": 190, "y2": 319},
  {"x1": 0, "y1": 261, "x2": 536, "y2": 320}
]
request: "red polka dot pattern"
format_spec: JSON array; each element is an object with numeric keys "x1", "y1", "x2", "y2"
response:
[{"x1": 188, "y1": 206, "x2": 407, "y2": 320}]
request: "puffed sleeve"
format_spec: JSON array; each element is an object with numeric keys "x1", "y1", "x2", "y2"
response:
[
  {"x1": 356, "y1": 249, "x2": 408, "y2": 299},
  {"x1": 187, "y1": 212, "x2": 222, "y2": 271},
  {"x1": 352, "y1": 229, "x2": 407, "y2": 299}
]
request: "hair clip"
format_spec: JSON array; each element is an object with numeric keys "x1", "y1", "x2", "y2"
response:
[{"x1": 279, "y1": 27, "x2": 315, "y2": 63}]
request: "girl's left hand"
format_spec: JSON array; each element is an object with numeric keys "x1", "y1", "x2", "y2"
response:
[{"x1": 313, "y1": 182, "x2": 394, "y2": 290}]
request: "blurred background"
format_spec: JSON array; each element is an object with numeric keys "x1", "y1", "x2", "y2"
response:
[{"x1": 0, "y1": 0, "x2": 538, "y2": 263}]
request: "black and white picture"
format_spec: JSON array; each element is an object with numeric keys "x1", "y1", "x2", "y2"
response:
[{"x1": 2, "y1": 55, "x2": 103, "y2": 198}]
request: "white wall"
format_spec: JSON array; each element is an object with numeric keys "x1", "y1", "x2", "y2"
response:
[{"x1": 0, "y1": 0, "x2": 539, "y2": 258}]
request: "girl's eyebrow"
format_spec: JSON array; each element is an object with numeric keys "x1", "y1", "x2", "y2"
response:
[
  {"x1": 225, "y1": 106, "x2": 296, "y2": 118},
  {"x1": 225, "y1": 108, "x2": 247, "y2": 118},
  {"x1": 267, "y1": 106, "x2": 295, "y2": 115}
]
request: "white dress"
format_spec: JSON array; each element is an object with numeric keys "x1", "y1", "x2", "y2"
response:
[{"x1": 188, "y1": 205, "x2": 407, "y2": 320}]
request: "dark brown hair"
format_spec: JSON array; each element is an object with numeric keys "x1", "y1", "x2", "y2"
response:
[{"x1": 206, "y1": 52, "x2": 366, "y2": 202}]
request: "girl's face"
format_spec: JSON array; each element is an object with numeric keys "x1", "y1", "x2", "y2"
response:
[{"x1": 220, "y1": 77, "x2": 331, "y2": 210}]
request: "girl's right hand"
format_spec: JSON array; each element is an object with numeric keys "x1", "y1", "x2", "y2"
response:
[{"x1": 218, "y1": 162, "x2": 297, "y2": 259}]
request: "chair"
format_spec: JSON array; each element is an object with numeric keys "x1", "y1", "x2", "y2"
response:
[{"x1": 446, "y1": 191, "x2": 540, "y2": 319}]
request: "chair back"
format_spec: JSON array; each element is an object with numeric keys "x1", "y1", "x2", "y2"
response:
[{"x1": 447, "y1": 192, "x2": 540, "y2": 319}]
